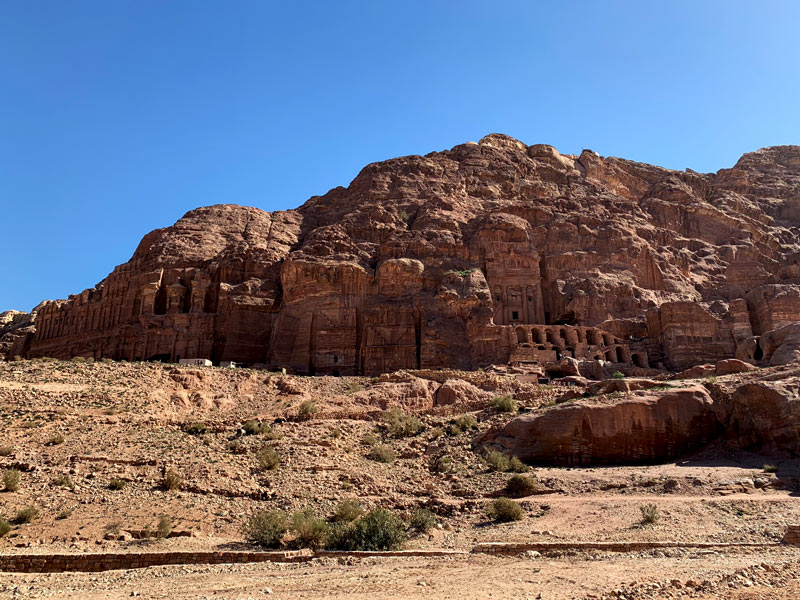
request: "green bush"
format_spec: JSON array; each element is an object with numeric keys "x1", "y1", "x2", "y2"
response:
[
  {"x1": 243, "y1": 510, "x2": 288, "y2": 548},
  {"x1": 46, "y1": 432, "x2": 65, "y2": 446},
  {"x1": 53, "y1": 473, "x2": 74, "y2": 489},
  {"x1": 242, "y1": 420, "x2": 272, "y2": 436},
  {"x1": 108, "y1": 478, "x2": 127, "y2": 491},
  {"x1": 156, "y1": 515, "x2": 173, "y2": 539},
  {"x1": 508, "y1": 457, "x2": 529, "y2": 473},
  {"x1": 487, "y1": 498, "x2": 523, "y2": 523},
  {"x1": 185, "y1": 423, "x2": 207, "y2": 435},
  {"x1": 434, "y1": 455, "x2": 454, "y2": 474},
  {"x1": 345, "y1": 382, "x2": 364, "y2": 394},
  {"x1": 453, "y1": 414, "x2": 478, "y2": 431},
  {"x1": 56, "y1": 509, "x2": 72, "y2": 520},
  {"x1": 3, "y1": 468, "x2": 21, "y2": 492},
  {"x1": 408, "y1": 508, "x2": 436, "y2": 534},
  {"x1": 256, "y1": 445, "x2": 281, "y2": 470},
  {"x1": 484, "y1": 450, "x2": 510, "y2": 472},
  {"x1": 228, "y1": 439, "x2": 247, "y2": 454},
  {"x1": 612, "y1": 371, "x2": 625, "y2": 379},
  {"x1": 105, "y1": 521, "x2": 122, "y2": 535},
  {"x1": 13, "y1": 506, "x2": 39, "y2": 524},
  {"x1": 505, "y1": 474, "x2": 537, "y2": 497},
  {"x1": 384, "y1": 407, "x2": 422, "y2": 438},
  {"x1": 0, "y1": 518, "x2": 11, "y2": 536},
  {"x1": 326, "y1": 508, "x2": 406, "y2": 551},
  {"x1": 490, "y1": 395, "x2": 517, "y2": 413},
  {"x1": 447, "y1": 424, "x2": 462, "y2": 436},
  {"x1": 360, "y1": 432, "x2": 379, "y2": 447},
  {"x1": 484, "y1": 451, "x2": 528, "y2": 473},
  {"x1": 640, "y1": 503, "x2": 659, "y2": 524},
  {"x1": 367, "y1": 443, "x2": 396, "y2": 464},
  {"x1": 162, "y1": 469, "x2": 183, "y2": 491},
  {"x1": 298, "y1": 400, "x2": 318, "y2": 420},
  {"x1": 763, "y1": 464, "x2": 778, "y2": 474},
  {"x1": 290, "y1": 509, "x2": 329, "y2": 549},
  {"x1": 428, "y1": 427, "x2": 444, "y2": 439},
  {"x1": 332, "y1": 499, "x2": 363, "y2": 523}
]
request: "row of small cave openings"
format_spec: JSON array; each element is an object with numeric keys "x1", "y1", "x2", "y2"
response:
[
  {"x1": 514, "y1": 325, "x2": 617, "y2": 347},
  {"x1": 513, "y1": 324, "x2": 649, "y2": 367}
]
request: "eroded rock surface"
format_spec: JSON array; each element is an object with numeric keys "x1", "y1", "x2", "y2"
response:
[
  {"x1": 480, "y1": 366, "x2": 800, "y2": 464},
  {"x1": 480, "y1": 386, "x2": 720, "y2": 465},
  {"x1": 8, "y1": 136, "x2": 800, "y2": 376}
]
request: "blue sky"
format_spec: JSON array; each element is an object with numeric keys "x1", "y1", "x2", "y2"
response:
[{"x1": 2, "y1": 1, "x2": 798, "y2": 311}]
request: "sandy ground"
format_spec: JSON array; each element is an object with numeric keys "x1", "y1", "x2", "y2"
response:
[{"x1": 1, "y1": 359, "x2": 799, "y2": 599}]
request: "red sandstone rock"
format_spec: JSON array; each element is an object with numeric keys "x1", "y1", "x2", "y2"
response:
[
  {"x1": 714, "y1": 375, "x2": 800, "y2": 454},
  {"x1": 714, "y1": 358, "x2": 756, "y2": 375},
  {"x1": 479, "y1": 385, "x2": 719, "y2": 465},
  {"x1": 434, "y1": 379, "x2": 491, "y2": 406},
  {"x1": 9, "y1": 136, "x2": 800, "y2": 376},
  {"x1": 671, "y1": 364, "x2": 716, "y2": 380}
]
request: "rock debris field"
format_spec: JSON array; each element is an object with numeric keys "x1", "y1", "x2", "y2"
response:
[{"x1": 0, "y1": 359, "x2": 798, "y2": 599}]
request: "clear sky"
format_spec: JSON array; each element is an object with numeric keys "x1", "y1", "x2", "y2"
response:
[{"x1": 2, "y1": 1, "x2": 799, "y2": 312}]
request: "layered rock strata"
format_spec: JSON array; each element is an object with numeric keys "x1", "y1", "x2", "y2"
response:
[{"x1": 11, "y1": 136, "x2": 800, "y2": 375}]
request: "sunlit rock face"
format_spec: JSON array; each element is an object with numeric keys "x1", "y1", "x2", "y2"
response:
[{"x1": 15, "y1": 136, "x2": 800, "y2": 376}]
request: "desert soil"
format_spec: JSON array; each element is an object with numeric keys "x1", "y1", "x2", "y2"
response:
[{"x1": 0, "y1": 359, "x2": 798, "y2": 599}]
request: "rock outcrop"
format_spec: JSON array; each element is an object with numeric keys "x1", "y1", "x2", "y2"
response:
[
  {"x1": 0, "y1": 309, "x2": 36, "y2": 359},
  {"x1": 9, "y1": 136, "x2": 800, "y2": 376},
  {"x1": 480, "y1": 386, "x2": 720, "y2": 465},
  {"x1": 480, "y1": 366, "x2": 800, "y2": 464}
]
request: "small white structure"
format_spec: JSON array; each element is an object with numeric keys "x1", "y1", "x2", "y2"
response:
[
  {"x1": 220, "y1": 361, "x2": 238, "y2": 369},
  {"x1": 179, "y1": 358, "x2": 212, "y2": 366}
]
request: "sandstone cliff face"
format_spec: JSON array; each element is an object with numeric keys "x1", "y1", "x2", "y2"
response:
[{"x1": 15, "y1": 135, "x2": 800, "y2": 375}]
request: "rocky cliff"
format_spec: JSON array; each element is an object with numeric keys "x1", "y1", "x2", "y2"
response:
[{"x1": 13, "y1": 135, "x2": 800, "y2": 375}]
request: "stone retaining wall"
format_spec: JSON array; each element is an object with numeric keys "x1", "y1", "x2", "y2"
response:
[
  {"x1": 784, "y1": 525, "x2": 800, "y2": 546},
  {"x1": 0, "y1": 550, "x2": 312, "y2": 573},
  {"x1": 0, "y1": 533, "x2": 795, "y2": 573},
  {"x1": 472, "y1": 541, "x2": 778, "y2": 555}
]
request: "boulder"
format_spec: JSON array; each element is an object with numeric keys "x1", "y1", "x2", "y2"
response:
[
  {"x1": 479, "y1": 385, "x2": 720, "y2": 466},
  {"x1": 434, "y1": 379, "x2": 491, "y2": 407},
  {"x1": 714, "y1": 358, "x2": 756, "y2": 376},
  {"x1": 714, "y1": 377, "x2": 800, "y2": 455}
]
